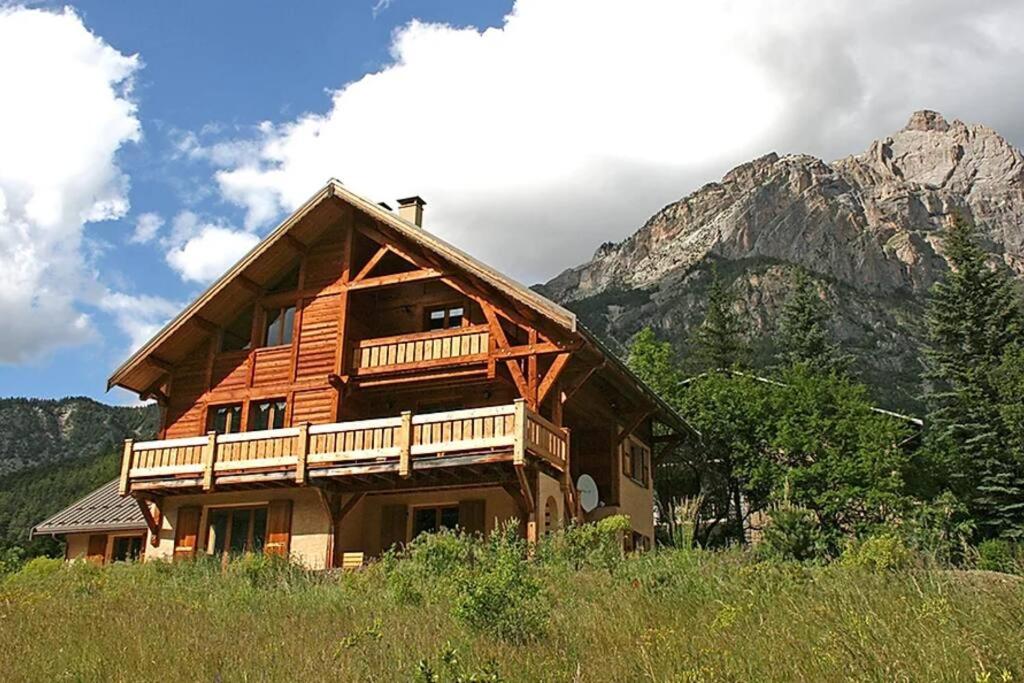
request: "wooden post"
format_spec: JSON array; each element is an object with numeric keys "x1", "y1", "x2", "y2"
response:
[
  {"x1": 512, "y1": 399, "x2": 527, "y2": 466},
  {"x1": 296, "y1": 422, "x2": 310, "y2": 485},
  {"x1": 118, "y1": 438, "x2": 134, "y2": 496},
  {"x1": 201, "y1": 431, "x2": 218, "y2": 491},
  {"x1": 398, "y1": 411, "x2": 413, "y2": 478}
]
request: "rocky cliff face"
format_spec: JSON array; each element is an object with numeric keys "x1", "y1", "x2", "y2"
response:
[{"x1": 540, "y1": 112, "x2": 1024, "y2": 410}]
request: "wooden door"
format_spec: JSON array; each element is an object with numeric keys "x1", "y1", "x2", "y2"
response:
[
  {"x1": 380, "y1": 504, "x2": 408, "y2": 552},
  {"x1": 173, "y1": 506, "x2": 201, "y2": 561},
  {"x1": 86, "y1": 534, "x2": 108, "y2": 565},
  {"x1": 265, "y1": 500, "x2": 293, "y2": 557},
  {"x1": 458, "y1": 499, "x2": 486, "y2": 536}
]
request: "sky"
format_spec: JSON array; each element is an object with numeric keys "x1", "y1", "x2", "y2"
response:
[{"x1": 1, "y1": 0, "x2": 1023, "y2": 404}]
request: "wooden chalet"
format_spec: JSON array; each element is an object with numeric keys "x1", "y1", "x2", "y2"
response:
[{"x1": 45, "y1": 180, "x2": 688, "y2": 567}]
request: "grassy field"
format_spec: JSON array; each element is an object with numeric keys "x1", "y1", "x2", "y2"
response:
[{"x1": 0, "y1": 532, "x2": 1021, "y2": 682}]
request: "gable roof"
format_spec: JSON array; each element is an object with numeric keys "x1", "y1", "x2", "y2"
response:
[
  {"x1": 32, "y1": 480, "x2": 146, "y2": 537},
  {"x1": 107, "y1": 179, "x2": 689, "y2": 434}
]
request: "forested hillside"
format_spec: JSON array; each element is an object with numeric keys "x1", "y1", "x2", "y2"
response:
[{"x1": 0, "y1": 398, "x2": 157, "y2": 554}]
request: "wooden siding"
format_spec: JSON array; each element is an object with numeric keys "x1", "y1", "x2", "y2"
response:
[{"x1": 295, "y1": 293, "x2": 340, "y2": 380}]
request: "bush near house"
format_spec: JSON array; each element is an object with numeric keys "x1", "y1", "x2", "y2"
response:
[{"x1": 0, "y1": 521, "x2": 1022, "y2": 682}]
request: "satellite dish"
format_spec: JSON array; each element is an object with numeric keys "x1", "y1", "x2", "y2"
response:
[{"x1": 577, "y1": 474, "x2": 599, "y2": 513}]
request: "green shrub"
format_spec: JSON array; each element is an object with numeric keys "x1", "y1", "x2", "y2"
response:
[
  {"x1": 840, "y1": 533, "x2": 913, "y2": 571},
  {"x1": 758, "y1": 508, "x2": 828, "y2": 563},
  {"x1": 453, "y1": 522, "x2": 548, "y2": 643},
  {"x1": 538, "y1": 514, "x2": 631, "y2": 570},
  {"x1": 976, "y1": 539, "x2": 1020, "y2": 574},
  {"x1": 895, "y1": 492, "x2": 975, "y2": 566}
]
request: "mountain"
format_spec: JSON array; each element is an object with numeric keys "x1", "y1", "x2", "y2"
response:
[
  {"x1": 540, "y1": 111, "x2": 1024, "y2": 410},
  {"x1": 0, "y1": 397, "x2": 158, "y2": 476},
  {"x1": 0, "y1": 397, "x2": 158, "y2": 552}
]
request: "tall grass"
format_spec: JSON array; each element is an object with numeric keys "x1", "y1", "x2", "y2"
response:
[{"x1": 0, "y1": 529, "x2": 1021, "y2": 682}]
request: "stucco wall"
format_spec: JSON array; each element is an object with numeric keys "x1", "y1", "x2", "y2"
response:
[
  {"x1": 64, "y1": 533, "x2": 90, "y2": 561},
  {"x1": 537, "y1": 470, "x2": 564, "y2": 535},
  {"x1": 147, "y1": 488, "x2": 331, "y2": 569},
  {"x1": 617, "y1": 470, "x2": 654, "y2": 542}
]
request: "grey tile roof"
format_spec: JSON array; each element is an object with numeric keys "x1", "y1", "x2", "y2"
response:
[{"x1": 32, "y1": 480, "x2": 147, "y2": 537}]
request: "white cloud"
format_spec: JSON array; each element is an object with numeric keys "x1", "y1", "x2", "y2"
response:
[
  {"x1": 0, "y1": 6, "x2": 143, "y2": 363},
  {"x1": 206, "y1": 0, "x2": 1024, "y2": 283},
  {"x1": 165, "y1": 222, "x2": 260, "y2": 284},
  {"x1": 96, "y1": 290, "x2": 181, "y2": 354},
  {"x1": 130, "y1": 212, "x2": 164, "y2": 244}
]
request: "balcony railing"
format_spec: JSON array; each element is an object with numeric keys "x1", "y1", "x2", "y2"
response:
[
  {"x1": 350, "y1": 325, "x2": 490, "y2": 375},
  {"x1": 119, "y1": 400, "x2": 567, "y2": 495}
]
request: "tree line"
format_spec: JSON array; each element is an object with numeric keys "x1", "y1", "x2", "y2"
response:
[{"x1": 628, "y1": 216, "x2": 1024, "y2": 560}]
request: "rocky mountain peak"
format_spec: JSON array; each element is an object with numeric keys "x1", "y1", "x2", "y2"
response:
[
  {"x1": 539, "y1": 112, "x2": 1024, "y2": 409},
  {"x1": 903, "y1": 109, "x2": 949, "y2": 132}
]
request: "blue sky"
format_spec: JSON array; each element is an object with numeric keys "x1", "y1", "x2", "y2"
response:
[{"x1": 1, "y1": 0, "x2": 1023, "y2": 403}]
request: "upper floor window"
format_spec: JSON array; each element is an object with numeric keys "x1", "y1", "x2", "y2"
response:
[
  {"x1": 250, "y1": 398, "x2": 286, "y2": 431},
  {"x1": 208, "y1": 403, "x2": 242, "y2": 434},
  {"x1": 623, "y1": 440, "x2": 650, "y2": 487},
  {"x1": 426, "y1": 304, "x2": 464, "y2": 331},
  {"x1": 262, "y1": 306, "x2": 295, "y2": 347},
  {"x1": 221, "y1": 307, "x2": 253, "y2": 352}
]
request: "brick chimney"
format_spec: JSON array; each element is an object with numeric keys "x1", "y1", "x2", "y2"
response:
[{"x1": 397, "y1": 196, "x2": 426, "y2": 227}]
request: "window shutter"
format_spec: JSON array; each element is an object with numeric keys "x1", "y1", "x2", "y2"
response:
[
  {"x1": 458, "y1": 499, "x2": 486, "y2": 536},
  {"x1": 380, "y1": 504, "x2": 408, "y2": 551},
  {"x1": 265, "y1": 500, "x2": 293, "y2": 557},
  {"x1": 86, "y1": 534, "x2": 108, "y2": 565},
  {"x1": 173, "y1": 506, "x2": 201, "y2": 561},
  {"x1": 621, "y1": 442, "x2": 631, "y2": 477},
  {"x1": 641, "y1": 447, "x2": 650, "y2": 487}
]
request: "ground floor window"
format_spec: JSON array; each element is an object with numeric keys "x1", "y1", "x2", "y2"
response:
[
  {"x1": 207, "y1": 506, "x2": 268, "y2": 561},
  {"x1": 412, "y1": 505, "x2": 459, "y2": 538},
  {"x1": 110, "y1": 535, "x2": 144, "y2": 562}
]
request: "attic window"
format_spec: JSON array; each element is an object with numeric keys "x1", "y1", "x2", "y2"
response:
[
  {"x1": 221, "y1": 307, "x2": 254, "y2": 352},
  {"x1": 426, "y1": 305, "x2": 464, "y2": 331},
  {"x1": 262, "y1": 305, "x2": 295, "y2": 347}
]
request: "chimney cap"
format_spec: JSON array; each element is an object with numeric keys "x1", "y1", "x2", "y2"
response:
[
  {"x1": 377, "y1": 201, "x2": 393, "y2": 211},
  {"x1": 396, "y1": 195, "x2": 426, "y2": 208}
]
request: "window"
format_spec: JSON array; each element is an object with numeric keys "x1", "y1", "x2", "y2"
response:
[
  {"x1": 412, "y1": 505, "x2": 459, "y2": 538},
  {"x1": 221, "y1": 306, "x2": 254, "y2": 352},
  {"x1": 208, "y1": 404, "x2": 243, "y2": 434},
  {"x1": 426, "y1": 304, "x2": 465, "y2": 331},
  {"x1": 110, "y1": 535, "x2": 144, "y2": 562},
  {"x1": 250, "y1": 399, "x2": 286, "y2": 431},
  {"x1": 207, "y1": 506, "x2": 268, "y2": 562},
  {"x1": 623, "y1": 440, "x2": 649, "y2": 487},
  {"x1": 262, "y1": 305, "x2": 296, "y2": 347}
]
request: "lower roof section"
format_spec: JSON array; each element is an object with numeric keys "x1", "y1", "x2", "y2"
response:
[{"x1": 32, "y1": 480, "x2": 147, "y2": 537}]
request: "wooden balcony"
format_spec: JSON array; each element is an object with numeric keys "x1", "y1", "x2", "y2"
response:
[
  {"x1": 119, "y1": 401, "x2": 567, "y2": 495},
  {"x1": 349, "y1": 325, "x2": 490, "y2": 378}
]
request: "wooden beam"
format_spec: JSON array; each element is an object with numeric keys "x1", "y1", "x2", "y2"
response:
[
  {"x1": 616, "y1": 410, "x2": 653, "y2": 448},
  {"x1": 490, "y1": 342, "x2": 570, "y2": 359},
  {"x1": 346, "y1": 268, "x2": 443, "y2": 291},
  {"x1": 561, "y1": 361, "x2": 603, "y2": 403},
  {"x1": 281, "y1": 233, "x2": 308, "y2": 255},
  {"x1": 235, "y1": 274, "x2": 263, "y2": 296},
  {"x1": 191, "y1": 316, "x2": 219, "y2": 335},
  {"x1": 352, "y1": 244, "x2": 390, "y2": 282},
  {"x1": 514, "y1": 465, "x2": 535, "y2": 514},
  {"x1": 140, "y1": 388, "x2": 169, "y2": 406},
  {"x1": 118, "y1": 439, "x2": 134, "y2": 496},
  {"x1": 134, "y1": 497, "x2": 161, "y2": 538},
  {"x1": 145, "y1": 355, "x2": 173, "y2": 374},
  {"x1": 538, "y1": 353, "x2": 571, "y2": 406},
  {"x1": 482, "y1": 303, "x2": 530, "y2": 400}
]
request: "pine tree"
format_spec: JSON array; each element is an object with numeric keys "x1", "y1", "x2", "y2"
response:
[
  {"x1": 776, "y1": 269, "x2": 850, "y2": 374},
  {"x1": 924, "y1": 214, "x2": 1024, "y2": 540},
  {"x1": 693, "y1": 266, "x2": 747, "y2": 371}
]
